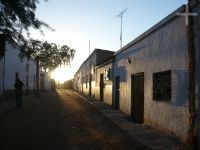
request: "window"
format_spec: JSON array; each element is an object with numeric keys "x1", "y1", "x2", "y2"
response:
[
  {"x1": 104, "y1": 68, "x2": 111, "y2": 80},
  {"x1": 153, "y1": 70, "x2": 171, "y2": 101}
]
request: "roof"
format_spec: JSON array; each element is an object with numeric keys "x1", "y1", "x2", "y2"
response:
[
  {"x1": 74, "y1": 49, "x2": 114, "y2": 76},
  {"x1": 115, "y1": 5, "x2": 185, "y2": 55},
  {"x1": 95, "y1": 55, "x2": 114, "y2": 69}
]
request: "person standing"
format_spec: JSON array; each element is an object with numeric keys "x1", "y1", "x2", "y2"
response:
[{"x1": 14, "y1": 76, "x2": 24, "y2": 107}]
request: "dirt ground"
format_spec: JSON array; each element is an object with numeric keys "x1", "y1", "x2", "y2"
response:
[{"x1": 0, "y1": 90, "x2": 147, "y2": 150}]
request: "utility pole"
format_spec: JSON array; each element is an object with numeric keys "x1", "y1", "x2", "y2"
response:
[
  {"x1": 177, "y1": 0, "x2": 198, "y2": 149},
  {"x1": 117, "y1": 8, "x2": 128, "y2": 49},
  {"x1": 89, "y1": 39, "x2": 91, "y2": 95},
  {"x1": 187, "y1": 1, "x2": 197, "y2": 149}
]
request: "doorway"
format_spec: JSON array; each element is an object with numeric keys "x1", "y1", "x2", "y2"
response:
[
  {"x1": 89, "y1": 74, "x2": 91, "y2": 95},
  {"x1": 131, "y1": 73, "x2": 144, "y2": 123},
  {"x1": 115, "y1": 76, "x2": 120, "y2": 110},
  {"x1": 100, "y1": 73, "x2": 104, "y2": 101}
]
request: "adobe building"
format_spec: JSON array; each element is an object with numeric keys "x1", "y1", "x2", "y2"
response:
[
  {"x1": 73, "y1": 0, "x2": 200, "y2": 146},
  {"x1": 0, "y1": 36, "x2": 36, "y2": 98},
  {"x1": 73, "y1": 49, "x2": 114, "y2": 97},
  {"x1": 112, "y1": 1, "x2": 200, "y2": 143},
  {"x1": 95, "y1": 56, "x2": 113, "y2": 105}
]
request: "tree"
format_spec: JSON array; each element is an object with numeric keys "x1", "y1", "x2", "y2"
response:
[
  {"x1": 0, "y1": 0, "x2": 52, "y2": 46},
  {"x1": 23, "y1": 39, "x2": 76, "y2": 71}
]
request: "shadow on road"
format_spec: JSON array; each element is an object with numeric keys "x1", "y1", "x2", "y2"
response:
[{"x1": 0, "y1": 90, "x2": 147, "y2": 150}]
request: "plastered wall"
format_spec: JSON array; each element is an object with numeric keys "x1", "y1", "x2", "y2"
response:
[
  {"x1": 2, "y1": 42, "x2": 36, "y2": 93},
  {"x1": 114, "y1": 16, "x2": 189, "y2": 142},
  {"x1": 95, "y1": 63, "x2": 112, "y2": 105}
]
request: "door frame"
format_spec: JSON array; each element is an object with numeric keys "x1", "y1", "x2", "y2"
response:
[
  {"x1": 99, "y1": 73, "x2": 104, "y2": 101},
  {"x1": 131, "y1": 72, "x2": 144, "y2": 123}
]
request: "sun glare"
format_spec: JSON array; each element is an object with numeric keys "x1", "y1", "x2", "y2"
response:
[{"x1": 50, "y1": 66, "x2": 73, "y2": 83}]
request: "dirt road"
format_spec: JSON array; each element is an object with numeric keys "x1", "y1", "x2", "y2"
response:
[{"x1": 0, "y1": 90, "x2": 146, "y2": 150}]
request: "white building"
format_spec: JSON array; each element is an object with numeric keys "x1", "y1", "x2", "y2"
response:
[
  {"x1": 73, "y1": 1, "x2": 200, "y2": 146},
  {"x1": 40, "y1": 71, "x2": 52, "y2": 91},
  {"x1": 112, "y1": 1, "x2": 200, "y2": 144},
  {"x1": 0, "y1": 36, "x2": 36, "y2": 98}
]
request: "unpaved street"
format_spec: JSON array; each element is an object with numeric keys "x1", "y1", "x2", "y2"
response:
[{"x1": 0, "y1": 90, "x2": 145, "y2": 150}]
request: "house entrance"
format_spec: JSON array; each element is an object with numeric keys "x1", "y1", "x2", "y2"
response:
[
  {"x1": 89, "y1": 74, "x2": 91, "y2": 95},
  {"x1": 100, "y1": 73, "x2": 104, "y2": 101},
  {"x1": 115, "y1": 76, "x2": 120, "y2": 110},
  {"x1": 131, "y1": 73, "x2": 144, "y2": 123}
]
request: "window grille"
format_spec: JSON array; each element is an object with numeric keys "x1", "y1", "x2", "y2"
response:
[{"x1": 153, "y1": 70, "x2": 171, "y2": 101}]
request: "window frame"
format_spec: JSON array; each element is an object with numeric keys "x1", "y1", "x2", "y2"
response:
[{"x1": 153, "y1": 70, "x2": 171, "y2": 101}]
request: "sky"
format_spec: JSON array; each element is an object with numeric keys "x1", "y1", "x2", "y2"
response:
[{"x1": 30, "y1": 0, "x2": 187, "y2": 83}]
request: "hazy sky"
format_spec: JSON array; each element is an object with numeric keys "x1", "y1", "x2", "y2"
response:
[{"x1": 31, "y1": 0, "x2": 187, "y2": 82}]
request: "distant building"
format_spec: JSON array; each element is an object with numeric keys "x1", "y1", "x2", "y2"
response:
[
  {"x1": 40, "y1": 71, "x2": 52, "y2": 91},
  {"x1": 0, "y1": 36, "x2": 36, "y2": 98},
  {"x1": 95, "y1": 57, "x2": 113, "y2": 105},
  {"x1": 73, "y1": 49, "x2": 114, "y2": 97}
]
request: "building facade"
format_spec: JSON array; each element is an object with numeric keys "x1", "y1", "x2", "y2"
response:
[
  {"x1": 73, "y1": 0, "x2": 200, "y2": 145},
  {"x1": 73, "y1": 49, "x2": 114, "y2": 98},
  {"x1": 40, "y1": 71, "x2": 52, "y2": 91},
  {"x1": 0, "y1": 39, "x2": 36, "y2": 98},
  {"x1": 113, "y1": 5, "x2": 189, "y2": 142},
  {"x1": 95, "y1": 57, "x2": 113, "y2": 105}
]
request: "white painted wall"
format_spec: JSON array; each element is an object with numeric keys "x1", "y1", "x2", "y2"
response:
[
  {"x1": 0, "y1": 42, "x2": 36, "y2": 95},
  {"x1": 40, "y1": 71, "x2": 52, "y2": 90},
  {"x1": 114, "y1": 11, "x2": 189, "y2": 142}
]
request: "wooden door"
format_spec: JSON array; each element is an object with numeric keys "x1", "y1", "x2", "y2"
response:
[
  {"x1": 131, "y1": 73, "x2": 144, "y2": 123},
  {"x1": 100, "y1": 74, "x2": 104, "y2": 101}
]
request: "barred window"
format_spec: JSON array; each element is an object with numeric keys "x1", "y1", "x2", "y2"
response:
[{"x1": 153, "y1": 70, "x2": 171, "y2": 101}]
